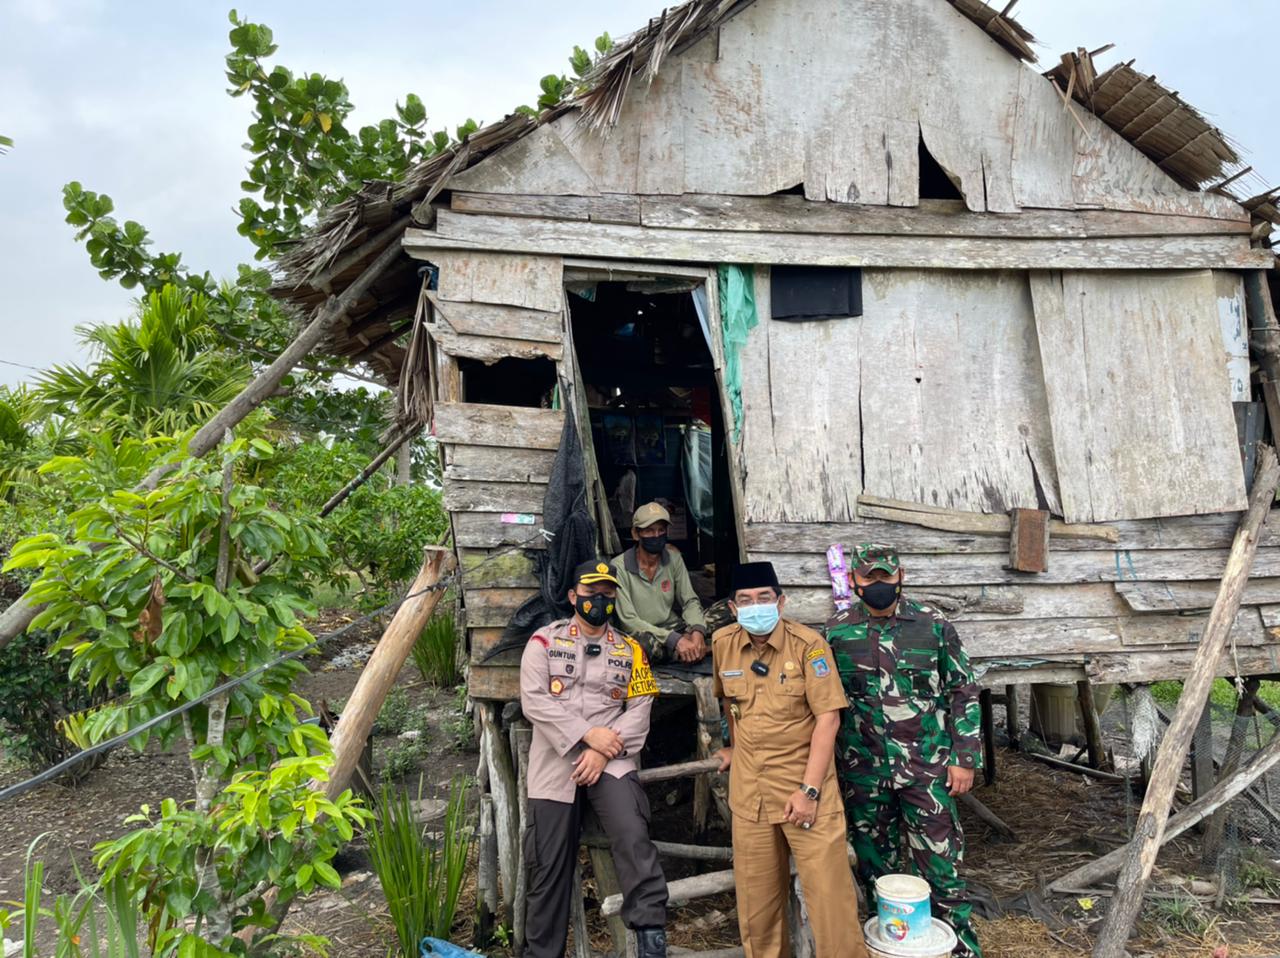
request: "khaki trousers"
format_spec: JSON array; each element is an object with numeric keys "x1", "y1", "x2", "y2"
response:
[{"x1": 731, "y1": 810, "x2": 868, "y2": 958}]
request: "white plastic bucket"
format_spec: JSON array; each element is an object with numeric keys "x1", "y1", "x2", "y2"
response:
[
  {"x1": 863, "y1": 917, "x2": 957, "y2": 958},
  {"x1": 874, "y1": 874, "x2": 932, "y2": 943}
]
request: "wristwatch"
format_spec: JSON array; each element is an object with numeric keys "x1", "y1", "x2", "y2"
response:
[{"x1": 799, "y1": 783, "x2": 820, "y2": 801}]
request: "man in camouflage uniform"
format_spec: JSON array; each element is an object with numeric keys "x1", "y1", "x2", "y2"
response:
[{"x1": 827, "y1": 544, "x2": 983, "y2": 958}]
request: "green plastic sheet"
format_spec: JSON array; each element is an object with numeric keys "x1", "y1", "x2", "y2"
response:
[{"x1": 717, "y1": 264, "x2": 758, "y2": 444}]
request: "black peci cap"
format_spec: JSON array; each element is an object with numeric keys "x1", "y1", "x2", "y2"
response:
[{"x1": 731, "y1": 561, "x2": 782, "y2": 594}]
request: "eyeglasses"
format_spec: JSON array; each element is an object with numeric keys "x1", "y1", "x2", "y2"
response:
[{"x1": 733, "y1": 593, "x2": 779, "y2": 607}]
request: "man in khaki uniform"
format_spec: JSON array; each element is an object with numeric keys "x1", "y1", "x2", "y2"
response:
[
  {"x1": 613, "y1": 502, "x2": 709, "y2": 664},
  {"x1": 519, "y1": 558, "x2": 669, "y2": 958},
  {"x1": 713, "y1": 561, "x2": 868, "y2": 958}
]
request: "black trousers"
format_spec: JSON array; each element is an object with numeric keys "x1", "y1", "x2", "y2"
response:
[{"x1": 524, "y1": 772, "x2": 668, "y2": 958}]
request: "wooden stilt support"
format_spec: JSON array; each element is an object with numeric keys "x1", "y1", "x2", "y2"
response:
[
  {"x1": 324, "y1": 546, "x2": 454, "y2": 799},
  {"x1": 637, "y1": 757, "x2": 721, "y2": 784},
  {"x1": 1051, "y1": 705, "x2": 1280, "y2": 893},
  {"x1": 479, "y1": 702, "x2": 519, "y2": 922},
  {"x1": 570, "y1": 863, "x2": 591, "y2": 958},
  {"x1": 1189, "y1": 702, "x2": 1215, "y2": 804},
  {"x1": 477, "y1": 796, "x2": 499, "y2": 947},
  {"x1": 587, "y1": 833, "x2": 630, "y2": 957},
  {"x1": 0, "y1": 237, "x2": 407, "y2": 648},
  {"x1": 510, "y1": 720, "x2": 533, "y2": 957},
  {"x1": 1090, "y1": 445, "x2": 1280, "y2": 958},
  {"x1": 1005, "y1": 684, "x2": 1020, "y2": 745},
  {"x1": 1076, "y1": 678, "x2": 1107, "y2": 772},
  {"x1": 693, "y1": 676, "x2": 730, "y2": 828},
  {"x1": 787, "y1": 873, "x2": 817, "y2": 958},
  {"x1": 980, "y1": 688, "x2": 997, "y2": 786},
  {"x1": 1204, "y1": 678, "x2": 1260, "y2": 864}
]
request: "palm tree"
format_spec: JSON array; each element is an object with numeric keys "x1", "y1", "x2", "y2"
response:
[
  {"x1": 0, "y1": 385, "x2": 77, "y2": 502},
  {"x1": 38, "y1": 285, "x2": 250, "y2": 437}
]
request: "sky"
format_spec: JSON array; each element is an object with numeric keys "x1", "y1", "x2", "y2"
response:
[{"x1": 1, "y1": 0, "x2": 1277, "y2": 389}]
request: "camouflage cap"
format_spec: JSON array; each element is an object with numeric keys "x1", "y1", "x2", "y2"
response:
[{"x1": 853, "y1": 542, "x2": 901, "y2": 576}]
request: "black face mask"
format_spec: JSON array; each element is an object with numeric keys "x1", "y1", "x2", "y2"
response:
[
  {"x1": 574, "y1": 592, "x2": 614, "y2": 627},
  {"x1": 857, "y1": 580, "x2": 901, "y2": 612},
  {"x1": 639, "y1": 533, "x2": 667, "y2": 555}
]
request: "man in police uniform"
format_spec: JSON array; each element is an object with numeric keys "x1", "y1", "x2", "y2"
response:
[
  {"x1": 827, "y1": 544, "x2": 983, "y2": 958},
  {"x1": 613, "y1": 502, "x2": 710, "y2": 664},
  {"x1": 713, "y1": 561, "x2": 867, "y2": 958},
  {"x1": 519, "y1": 559, "x2": 669, "y2": 958}
]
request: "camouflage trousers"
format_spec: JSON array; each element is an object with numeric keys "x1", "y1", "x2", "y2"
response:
[{"x1": 840, "y1": 772, "x2": 981, "y2": 958}]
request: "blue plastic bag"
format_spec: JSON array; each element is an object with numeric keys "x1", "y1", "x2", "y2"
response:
[{"x1": 419, "y1": 937, "x2": 486, "y2": 958}]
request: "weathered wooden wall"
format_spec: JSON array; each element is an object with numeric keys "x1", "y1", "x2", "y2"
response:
[{"x1": 446, "y1": 0, "x2": 1246, "y2": 223}]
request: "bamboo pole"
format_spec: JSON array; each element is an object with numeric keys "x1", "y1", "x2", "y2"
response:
[
  {"x1": 0, "y1": 237, "x2": 407, "y2": 647},
  {"x1": 1091, "y1": 445, "x2": 1280, "y2": 958},
  {"x1": 319, "y1": 424, "x2": 421, "y2": 517},
  {"x1": 1050, "y1": 707, "x2": 1280, "y2": 893},
  {"x1": 636, "y1": 757, "x2": 721, "y2": 784},
  {"x1": 323, "y1": 545, "x2": 453, "y2": 799}
]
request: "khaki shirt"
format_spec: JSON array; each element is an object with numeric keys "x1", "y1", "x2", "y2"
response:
[
  {"x1": 713, "y1": 619, "x2": 848, "y2": 823},
  {"x1": 519, "y1": 619, "x2": 658, "y2": 803},
  {"x1": 612, "y1": 546, "x2": 708, "y2": 657}
]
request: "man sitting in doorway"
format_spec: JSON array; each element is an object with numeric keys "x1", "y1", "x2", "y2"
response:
[{"x1": 612, "y1": 502, "x2": 710, "y2": 664}]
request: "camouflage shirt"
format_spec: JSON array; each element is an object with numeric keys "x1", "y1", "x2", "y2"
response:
[{"x1": 826, "y1": 598, "x2": 982, "y2": 785}]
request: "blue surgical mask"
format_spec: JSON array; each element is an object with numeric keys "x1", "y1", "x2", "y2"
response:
[{"x1": 736, "y1": 603, "x2": 780, "y2": 636}]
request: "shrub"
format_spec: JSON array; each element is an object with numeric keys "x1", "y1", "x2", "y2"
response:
[
  {"x1": 368, "y1": 778, "x2": 473, "y2": 956},
  {"x1": 411, "y1": 612, "x2": 460, "y2": 688}
]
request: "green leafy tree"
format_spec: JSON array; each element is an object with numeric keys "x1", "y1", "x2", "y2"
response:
[
  {"x1": 36, "y1": 285, "x2": 251, "y2": 439},
  {"x1": 3, "y1": 435, "x2": 368, "y2": 951}
]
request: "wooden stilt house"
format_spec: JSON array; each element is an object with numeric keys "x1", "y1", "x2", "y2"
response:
[{"x1": 273, "y1": 0, "x2": 1280, "y2": 936}]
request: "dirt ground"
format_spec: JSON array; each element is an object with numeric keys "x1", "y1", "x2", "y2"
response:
[{"x1": 8, "y1": 626, "x2": 1280, "y2": 957}]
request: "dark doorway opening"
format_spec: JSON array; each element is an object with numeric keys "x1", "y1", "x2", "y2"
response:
[{"x1": 567, "y1": 280, "x2": 740, "y2": 603}]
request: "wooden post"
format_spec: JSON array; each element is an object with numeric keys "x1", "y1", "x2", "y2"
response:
[
  {"x1": 510, "y1": 720, "x2": 533, "y2": 957},
  {"x1": 587, "y1": 837, "x2": 629, "y2": 956},
  {"x1": 959, "y1": 793, "x2": 1018, "y2": 842},
  {"x1": 1051, "y1": 709, "x2": 1280, "y2": 893},
  {"x1": 0, "y1": 237, "x2": 407, "y2": 647},
  {"x1": 1203, "y1": 678, "x2": 1260, "y2": 864},
  {"x1": 479, "y1": 703, "x2": 519, "y2": 922},
  {"x1": 1076, "y1": 679, "x2": 1107, "y2": 772},
  {"x1": 477, "y1": 795, "x2": 498, "y2": 946},
  {"x1": 787, "y1": 873, "x2": 817, "y2": 958},
  {"x1": 1005, "y1": 684, "x2": 1020, "y2": 744},
  {"x1": 570, "y1": 863, "x2": 591, "y2": 958},
  {"x1": 1008, "y1": 508, "x2": 1050, "y2": 572},
  {"x1": 324, "y1": 546, "x2": 454, "y2": 799},
  {"x1": 1091, "y1": 445, "x2": 1280, "y2": 958},
  {"x1": 979, "y1": 689, "x2": 997, "y2": 786},
  {"x1": 1189, "y1": 702, "x2": 1215, "y2": 803},
  {"x1": 693, "y1": 676, "x2": 729, "y2": 829}
]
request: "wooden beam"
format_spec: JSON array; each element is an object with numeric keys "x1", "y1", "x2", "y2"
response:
[
  {"x1": 452, "y1": 192, "x2": 1251, "y2": 236},
  {"x1": 408, "y1": 213, "x2": 1274, "y2": 271},
  {"x1": 433, "y1": 402, "x2": 565, "y2": 451},
  {"x1": 1092, "y1": 445, "x2": 1280, "y2": 958},
  {"x1": 324, "y1": 547, "x2": 454, "y2": 798},
  {"x1": 1077, "y1": 679, "x2": 1108, "y2": 771},
  {"x1": 637, "y1": 757, "x2": 722, "y2": 784}
]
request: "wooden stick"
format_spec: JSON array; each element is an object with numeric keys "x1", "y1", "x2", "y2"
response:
[
  {"x1": 583, "y1": 835, "x2": 734, "y2": 861},
  {"x1": 323, "y1": 546, "x2": 453, "y2": 798},
  {"x1": 510, "y1": 721, "x2": 532, "y2": 957},
  {"x1": 479, "y1": 703, "x2": 519, "y2": 920},
  {"x1": 959, "y1": 793, "x2": 1018, "y2": 841},
  {"x1": 636, "y1": 757, "x2": 722, "y2": 784},
  {"x1": 1051, "y1": 708, "x2": 1280, "y2": 893},
  {"x1": 1091, "y1": 445, "x2": 1280, "y2": 958},
  {"x1": 319, "y1": 425, "x2": 422, "y2": 517},
  {"x1": 1021, "y1": 749, "x2": 1126, "y2": 783},
  {"x1": 0, "y1": 237, "x2": 406, "y2": 647},
  {"x1": 1076, "y1": 679, "x2": 1107, "y2": 771},
  {"x1": 570, "y1": 863, "x2": 591, "y2": 958},
  {"x1": 477, "y1": 795, "x2": 498, "y2": 946}
]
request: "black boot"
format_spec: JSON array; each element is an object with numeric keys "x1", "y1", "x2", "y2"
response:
[{"x1": 634, "y1": 927, "x2": 667, "y2": 958}]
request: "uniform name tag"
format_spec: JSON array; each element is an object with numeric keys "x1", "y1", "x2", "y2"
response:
[{"x1": 720, "y1": 669, "x2": 744, "y2": 678}]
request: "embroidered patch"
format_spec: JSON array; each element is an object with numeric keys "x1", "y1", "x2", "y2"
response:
[
  {"x1": 549, "y1": 677, "x2": 565, "y2": 696},
  {"x1": 720, "y1": 669, "x2": 744, "y2": 678},
  {"x1": 611, "y1": 687, "x2": 624, "y2": 700},
  {"x1": 548, "y1": 649, "x2": 575, "y2": 660},
  {"x1": 564, "y1": 664, "x2": 575, "y2": 675},
  {"x1": 806, "y1": 648, "x2": 825, "y2": 662},
  {"x1": 569, "y1": 624, "x2": 579, "y2": 637},
  {"x1": 611, "y1": 644, "x2": 629, "y2": 655},
  {"x1": 810, "y1": 657, "x2": 831, "y2": 678},
  {"x1": 554, "y1": 637, "x2": 576, "y2": 648},
  {"x1": 661, "y1": 579, "x2": 672, "y2": 593}
]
